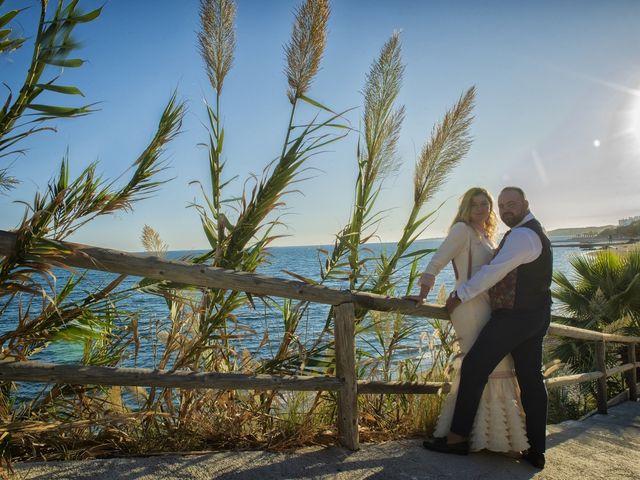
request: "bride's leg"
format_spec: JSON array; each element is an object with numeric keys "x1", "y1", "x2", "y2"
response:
[{"x1": 449, "y1": 316, "x2": 514, "y2": 438}]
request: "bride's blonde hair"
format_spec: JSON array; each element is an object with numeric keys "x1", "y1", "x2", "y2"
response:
[{"x1": 450, "y1": 187, "x2": 498, "y2": 241}]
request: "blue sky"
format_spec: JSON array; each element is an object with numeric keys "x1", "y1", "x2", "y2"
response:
[{"x1": 2, "y1": 0, "x2": 640, "y2": 250}]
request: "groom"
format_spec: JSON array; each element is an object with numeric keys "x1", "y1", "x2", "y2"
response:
[{"x1": 424, "y1": 187, "x2": 552, "y2": 469}]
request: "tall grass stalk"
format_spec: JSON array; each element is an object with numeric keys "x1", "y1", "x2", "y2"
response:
[{"x1": 1, "y1": 1, "x2": 483, "y2": 461}]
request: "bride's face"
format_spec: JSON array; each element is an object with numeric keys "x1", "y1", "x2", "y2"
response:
[{"x1": 469, "y1": 194, "x2": 491, "y2": 226}]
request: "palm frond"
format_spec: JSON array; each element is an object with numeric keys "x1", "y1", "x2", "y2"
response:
[{"x1": 551, "y1": 249, "x2": 640, "y2": 380}]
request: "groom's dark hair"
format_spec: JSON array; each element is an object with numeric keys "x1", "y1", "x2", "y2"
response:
[{"x1": 501, "y1": 186, "x2": 526, "y2": 200}]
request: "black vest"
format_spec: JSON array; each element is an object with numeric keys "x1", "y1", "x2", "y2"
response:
[{"x1": 489, "y1": 218, "x2": 552, "y2": 311}]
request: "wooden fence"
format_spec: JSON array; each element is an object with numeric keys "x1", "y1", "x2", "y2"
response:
[{"x1": 0, "y1": 230, "x2": 638, "y2": 450}]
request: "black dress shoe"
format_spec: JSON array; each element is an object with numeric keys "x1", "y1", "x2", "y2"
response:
[
  {"x1": 521, "y1": 450, "x2": 545, "y2": 469},
  {"x1": 423, "y1": 438, "x2": 469, "y2": 456}
]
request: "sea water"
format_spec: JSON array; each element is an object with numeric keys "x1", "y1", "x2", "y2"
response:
[{"x1": 0, "y1": 238, "x2": 587, "y2": 373}]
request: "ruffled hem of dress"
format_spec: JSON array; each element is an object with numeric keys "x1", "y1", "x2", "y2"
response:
[{"x1": 433, "y1": 357, "x2": 529, "y2": 453}]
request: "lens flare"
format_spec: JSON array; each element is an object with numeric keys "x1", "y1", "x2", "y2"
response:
[{"x1": 631, "y1": 93, "x2": 640, "y2": 142}]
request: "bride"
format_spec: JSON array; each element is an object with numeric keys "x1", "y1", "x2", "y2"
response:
[{"x1": 408, "y1": 187, "x2": 529, "y2": 452}]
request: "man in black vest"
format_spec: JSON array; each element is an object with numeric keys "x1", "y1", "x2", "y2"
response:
[{"x1": 424, "y1": 187, "x2": 552, "y2": 469}]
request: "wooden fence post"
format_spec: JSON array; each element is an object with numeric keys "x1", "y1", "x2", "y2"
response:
[
  {"x1": 626, "y1": 343, "x2": 637, "y2": 401},
  {"x1": 334, "y1": 302, "x2": 358, "y2": 450},
  {"x1": 595, "y1": 341, "x2": 608, "y2": 414}
]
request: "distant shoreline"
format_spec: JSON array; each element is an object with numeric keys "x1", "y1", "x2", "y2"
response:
[{"x1": 602, "y1": 241, "x2": 640, "y2": 256}]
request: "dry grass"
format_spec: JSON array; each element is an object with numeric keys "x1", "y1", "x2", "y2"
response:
[
  {"x1": 285, "y1": 0, "x2": 330, "y2": 103},
  {"x1": 414, "y1": 86, "x2": 475, "y2": 207},
  {"x1": 198, "y1": 0, "x2": 236, "y2": 93}
]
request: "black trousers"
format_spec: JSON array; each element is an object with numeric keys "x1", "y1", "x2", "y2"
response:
[{"x1": 449, "y1": 306, "x2": 551, "y2": 453}]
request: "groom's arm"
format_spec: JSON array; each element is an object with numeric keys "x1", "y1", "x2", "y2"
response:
[{"x1": 455, "y1": 228, "x2": 542, "y2": 303}]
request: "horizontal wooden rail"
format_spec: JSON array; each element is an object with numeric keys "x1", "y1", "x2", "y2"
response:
[
  {"x1": 0, "y1": 230, "x2": 447, "y2": 320},
  {"x1": 0, "y1": 360, "x2": 634, "y2": 399},
  {"x1": 545, "y1": 371, "x2": 603, "y2": 388},
  {"x1": 0, "y1": 361, "x2": 343, "y2": 392},
  {"x1": 605, "y1": 363, "x2": 637, "y2": 377},
  {"x1": 357, "y1": 380, "x2": 449, "y2": 394},
  {"x1": 0, "y1": 360, "x2": 452, "y2": 396},
  {"x1": 547, "y1": 322, "x2": 640, "y2": 344},
  {"x1": 7, "y1": 359, "x2": 636, "y2": 394},
  {"x1": 544, "y1": 362, "x2": 640, "y2": 389},
  {"x1": 3, "y1": 230, "x2": 640, "y2": 343}
]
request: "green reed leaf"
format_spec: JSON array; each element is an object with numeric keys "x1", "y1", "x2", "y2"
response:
[
  {"x1": 35, "y1": 84, "x2": 85, "y2": 96},
  {"x1": 299, "y1": 94, "x2": 333, "y2": 113},
  {"x1": 43, "y1": 57, "x2": 84, "y2": 68},
  {"x1": 27, "y1": 104, "x2": 90, "y2": 116},
  {"x1": 0, "y1": 9, "x2": 21, "y2": 29},
  {"x1": 67, "y1": 7, "x2": 102, "y2": 24}
]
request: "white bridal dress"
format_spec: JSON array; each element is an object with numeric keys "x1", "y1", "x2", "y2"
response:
[{"x1": 422, "y1": 222, "x2": 529, "y2": 452}]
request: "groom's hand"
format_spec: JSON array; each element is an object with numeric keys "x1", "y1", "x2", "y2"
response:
[{"x1": 445, "y1": 291, "x2": 461, "y2": 314}]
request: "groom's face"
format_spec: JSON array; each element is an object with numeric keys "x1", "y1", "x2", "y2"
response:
[{"x1": 498, "y1": 190, "x2": 529, "y2": 227}]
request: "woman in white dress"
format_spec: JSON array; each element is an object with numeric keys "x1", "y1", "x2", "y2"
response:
[{"x1": 410, "y1": 187, "x2": 529, "y2": 453}]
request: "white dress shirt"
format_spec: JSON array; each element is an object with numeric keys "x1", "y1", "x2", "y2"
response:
[{"x1": 456, "y1": 212, "x2": 543, "y2": 302}]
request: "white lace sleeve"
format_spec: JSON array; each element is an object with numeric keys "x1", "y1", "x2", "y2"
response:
[{"x1": 422, "y1": 222, "x2": 470, "y2": 278}]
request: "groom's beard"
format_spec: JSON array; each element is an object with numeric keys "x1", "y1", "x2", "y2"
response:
[{"x1": 501, "y1": 211, "x2": 526, "y2": 227}]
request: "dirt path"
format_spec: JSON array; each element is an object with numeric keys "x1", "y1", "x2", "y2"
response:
[{"x1": 9, "y1": 401, "x2": 640, "y2": 479}]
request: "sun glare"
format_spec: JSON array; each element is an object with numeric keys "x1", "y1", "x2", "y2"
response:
[
  {"x1": 631, "y1": 92, "x2": 640, "y2": 141},
  {"x1": 615, "y1": 87, "x2": 640, "y2": 154},
  {"x1": 593, "y1": 139, "x2": 601, "y2": 148}
]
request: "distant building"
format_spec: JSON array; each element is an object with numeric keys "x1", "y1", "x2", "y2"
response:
[{"x1": 619, "y1": 215, "x2": 640, "y2": 226}]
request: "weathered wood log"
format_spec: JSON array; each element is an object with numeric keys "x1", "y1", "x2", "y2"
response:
[
  {"x1": 595, "y1": 341, "x2": 608, "y2": 414},
  {"x1": 0, "y1": 360, "x2": 343, "y2": 391},
  {"x1": 545, "y1": 371, "x2": 603, "y2": 389},
  {"x1": 578, "y1": 390, "x2": 630, "y2": 421},
  {"x1": 547, "y1": 323, "x2": 640, "y2": 344},
  {"x1": 606, "y1": 390, "x2": 630, "y2": 408},
  {"x1": 605, "y1": 363, "x2": 636, "y2": 377},
  {"x1": 6, "y1": 230, "x2": 640, "y2": 342},
  {"x1": 334, "y1": 303, "x2": 358, "y2": 451},
  {"x1": 357, "y1": 380, "x2": 449, "y2": 394},
  {"x1": 626, "y1": 343, "x2": 637, "y2": 401},
  {"x1": 0, "y1": 230, "x2": 447, "y2": 319},
  {"x1": 0, "y1": 359, "x2": 451, "y2": 398}
]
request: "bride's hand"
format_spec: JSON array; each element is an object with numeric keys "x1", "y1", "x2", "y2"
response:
[{"x1": 403, "y1": 284, "x2": 431, "y2": 303}]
